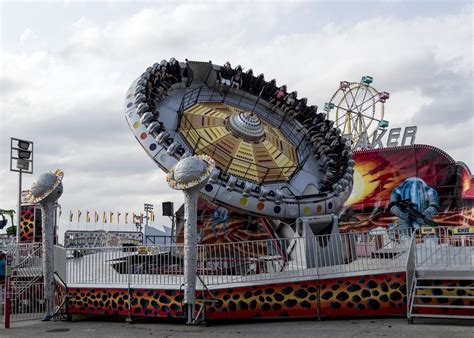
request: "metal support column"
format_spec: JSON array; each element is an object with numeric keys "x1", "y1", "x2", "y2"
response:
[
  {"x1": 183, "y1": 189, "x2": 198, "y2": 323},
  {"x1": 17, "y1": 170, "x2": 22, "y2": 241},
  {"x1": 41, "y1": 202, "x2": 55, "y2": 320}
]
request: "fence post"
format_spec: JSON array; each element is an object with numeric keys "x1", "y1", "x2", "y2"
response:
[
  {"x1": 314, "y1": 235, "x2": 322, "y2": 321},
  {"x1": 446, "y1": 227, "x2": 450, "y2": 268},
  {"x1": 126, "y1": 247, "x2": 133, "y2": 323},
  {"x1": 3, "y1": 254, "x2": 13, "y2": 329}
]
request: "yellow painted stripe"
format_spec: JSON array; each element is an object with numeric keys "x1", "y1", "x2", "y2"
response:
[
  {"x1": 185, "y1": 104, "x2": 228, "y2": 119},
  {"x1": 263, "y1": 140, "x2": 294, "y2": 168},
  {"x1": 193, "y1": 126, "x2": 230, "y2": 150}
]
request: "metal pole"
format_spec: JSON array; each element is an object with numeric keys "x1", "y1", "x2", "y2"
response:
[
  {"x1": 3, "y1": 254, "x2": 12, "y2": 329},
  {"x1": 41, "y1": 202, "x2": 55, "y2": 320},
  {"x1": 183, "y1": 189, "x2": 198, "y2": 324},
  {"x1": 169, "y1": 213, "x2": 176, "y2": 245},
  {"x1": 17, "y1": 170, "x2": 22, "y2": 242}
]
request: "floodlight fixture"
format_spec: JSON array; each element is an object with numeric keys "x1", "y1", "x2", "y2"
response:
[
  {"x1": 16, "y1": 159, "x2": 30, "y2": 171},
  {"x1": 17, "y1": 140, "x2": 31, "y2": 150},
  {"x1": 18, "y1": 150, "x2": 31, "y2": 160}
]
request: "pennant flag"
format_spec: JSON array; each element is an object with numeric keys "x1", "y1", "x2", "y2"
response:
[
  {"x1": 125, "y1": 212, "x2": 129, "y2": 224},
  {"x1": 69, "y1": 210, "x2": 73, "y2": 223},
  {"x1": 117, "y1": 212, "x2": 121, "y2": 224},
  {"x1": 78, "y1": 210, "x2": 82, "y2": 223},
  {"x1": 150, "y1": 211, "x2": 155, "y2": 222},
  {"x1": 86, "y1": 211, "x2": 90, "y2": 223},
  {"x1": 103, "y1": 211, "x2": 107, "y2": 223},
  {"x1": 140, "y1": 213, "x2": 143, "y2": 224},
  {"x1": 110, "y1": 211, "x2": 114, "y2": 224},
  {"x1": 132, "y1": 212, "x2": 136, "y2": 224},
  {"x1": 94, "y1": 211, "x2": 99, "y2": 223}
]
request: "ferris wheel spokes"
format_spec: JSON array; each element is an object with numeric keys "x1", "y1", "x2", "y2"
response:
[{"x1": 325, "y1": 75, "x2": 390, "y2": 146}]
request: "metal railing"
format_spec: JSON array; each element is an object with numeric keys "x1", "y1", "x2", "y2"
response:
[
  {"x1": 11, "y1": 243, "x2": 43, "y2": 278},
  {"x1": 0, "y1": 243, "x2": 45, "y2": 326},
  {"x1": 64, "y1": 245, "x2": 187, "y2": 286},
  {"x1": 4, "y1": 281, "x2": 44, "y2": 323},
  {"x1": 64, "y1": 228, "x2": 411, "y2": 287},
  {"x1": 413, "y1": 226, "x2": 474, "y2": 269},
  {"x1": 0, "y1": 237, "x2": 16, "y2": 253},
  {"x1": 176, "y1": 85, "x2": 312, "y2": 183},
  {"x1": 145, "y1": 235, "x2": 174, "y2": 246}
]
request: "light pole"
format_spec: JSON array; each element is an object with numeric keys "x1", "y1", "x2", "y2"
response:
[
  {"x1": 143, "y1": 203, "x2": 153, "y2": 244},
  {"x1": 133, "y1": 215, "x2": 143, "y2": 233},
  {"x1": 10, "y1": 138, "x2": 34, "y2": 241},
  {"x1": 162, "y1": 201, "x2": 175, "y2": 244},
  {"x1": 144, "y1": 203, "x2": 153, "y2": 228}
]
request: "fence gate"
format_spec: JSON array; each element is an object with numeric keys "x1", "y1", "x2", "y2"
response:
[{"x1": 1, "y1": 243, "x2": 44, "y2": 327}]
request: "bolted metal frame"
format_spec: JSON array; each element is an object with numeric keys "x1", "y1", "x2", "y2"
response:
[{"x1": 10, "y1": 138, "x2": 34, "y2": 174}]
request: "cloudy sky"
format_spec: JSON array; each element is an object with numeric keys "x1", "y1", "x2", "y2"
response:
[{"x1": 0, "y1": 1, "x2": 472, "y2": 237}]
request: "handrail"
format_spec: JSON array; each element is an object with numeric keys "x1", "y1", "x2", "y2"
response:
[
  {"x1": 12, "y1": 243, "x2": 42, "y2": 269},
  {"x1": 15, "y1": 226, "x2": 473, "y2": 290},
  {"x1": 11, "y1": 275, "x2": 43, "y2": 299},
  {"x1": 63, "y1": 228, "x2": 412, "y2": 286},
  {"x1": 405, "y1": 230, "x2": 417, "y2": 314}
]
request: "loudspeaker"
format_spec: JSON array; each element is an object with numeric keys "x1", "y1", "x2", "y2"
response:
[{"x1": 162, "y1": 202, "x2": 174, "y2": 216}]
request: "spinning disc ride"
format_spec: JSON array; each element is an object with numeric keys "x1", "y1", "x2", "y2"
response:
[
  {"x1": 325, "y1": 76, "x2": 389, "y2": 144},
  {"x1": 124, "y1": 59, "x2": 354, "y2": 222}
]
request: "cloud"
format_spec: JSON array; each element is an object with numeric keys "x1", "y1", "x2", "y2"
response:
[
  {"x1": 0, "y1": 3, "x2": 472, "y2": 240},
  {"x1": 19, "y1": 28, "x2": 38, "y2": 45}
]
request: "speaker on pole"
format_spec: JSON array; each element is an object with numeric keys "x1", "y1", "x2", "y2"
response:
[{"x1": 162, "y1": 202, "x2": 174, "y2": 217}]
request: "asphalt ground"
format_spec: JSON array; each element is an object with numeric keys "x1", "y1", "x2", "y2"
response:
[{"x1": 1, "y1": 316, "x2": 473, "y2": 337}]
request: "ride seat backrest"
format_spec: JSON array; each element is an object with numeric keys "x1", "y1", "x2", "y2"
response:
[{"x1": 186, "y1": 60, "x2": 213, "y2": 82}]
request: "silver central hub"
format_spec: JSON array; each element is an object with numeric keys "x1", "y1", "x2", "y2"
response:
[{"x1": 226, "y1": 111, "x2": 265, "y2": 142}]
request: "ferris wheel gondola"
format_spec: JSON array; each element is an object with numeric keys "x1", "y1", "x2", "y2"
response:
[{"x1": 325, "y1": 76, "x2": 390, "y2": 145}]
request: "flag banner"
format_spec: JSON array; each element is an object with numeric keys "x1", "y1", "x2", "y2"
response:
[
  {"x1": 117, "y1": 212, "x2": 121, "y2": 224},
  {"x1": 140, "y1": 213, "x2": 143, "y2": 224},
  {"x1": 133, "y1": 212, "x2": 136, "y2": 224},
  {"x1": 125, "y1": 212, "x2": 129, "y2": 224},
  {"x1": 103, "y1": 211, "x2": 107, "y2": 223},
  {"x1": 69, "y1": 210, "x2": 73, "y2": 223},
  {"x1": 86, "y1": 211, "x2": 90, "y2": 223},
  {"x1": 94, "y1": 211, "x2": 99, "y2": 223},
  {"x1": 110, "y1": 211, "x2": 114, "y2": 224},
  {"x1": 78, "y1": 210, "x2": 82, "y2": 223},
  {"x1": 150, "y1": 211, "x2": 155, "y2": 222}
]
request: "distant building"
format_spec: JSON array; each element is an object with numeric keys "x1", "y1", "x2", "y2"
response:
[{"x1": 64, "y1": 230, "x2": 143, "y2": 248}]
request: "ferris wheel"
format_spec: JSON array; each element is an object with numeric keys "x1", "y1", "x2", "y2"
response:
[{"x1": 325, "y1": 76, "x2": 389, "y2": 145}]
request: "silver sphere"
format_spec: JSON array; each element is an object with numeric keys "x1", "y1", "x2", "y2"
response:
[
  {"x1": 42, "y1": 183, "x2": 63, "y2": 204},
  {"x1": 31, "y1": 172, "x2": 59, "y2": 199},
  {"x1": 172, "y1": 156, "x2": 208, "y2": 184},
  {"x1": 28, "y1": 170, "x2": 64, "y2": 204}
]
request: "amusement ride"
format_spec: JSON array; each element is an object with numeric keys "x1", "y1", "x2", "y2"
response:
[
  {"x1": 2, "y1": 58, "x2": 473, "y2": 328},
  {"x1": 125, "y1": 60, "x2": 358, "y2": 227},
  {"x1": 325, "y1": 77, "x2": 390, "y2": 145}
]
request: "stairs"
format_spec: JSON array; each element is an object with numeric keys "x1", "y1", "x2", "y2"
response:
[{"x1": 408, "y1": 274, "x2": 474, "y2": 322}]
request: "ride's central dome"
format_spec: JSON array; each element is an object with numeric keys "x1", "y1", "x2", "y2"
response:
[
  {"x1": 226, "y1": 111, "x2": 265, "y2": 142},
  {"x1": 178, "y1": 101, "x2": 299, "y2": 184}
]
